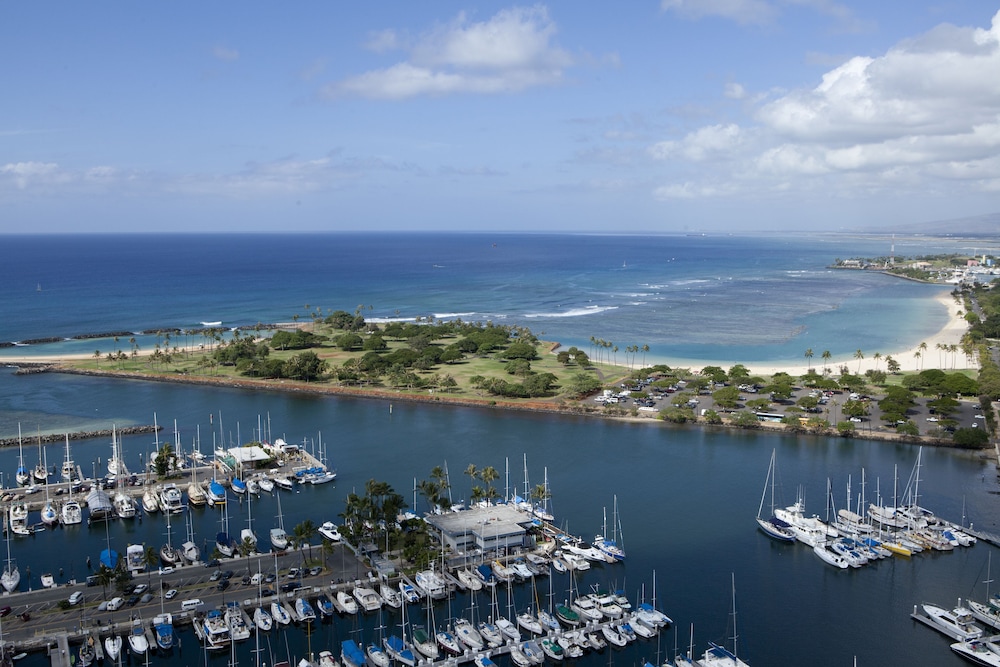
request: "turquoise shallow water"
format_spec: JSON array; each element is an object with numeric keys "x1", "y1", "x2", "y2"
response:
[
  {"x1": 0, "y1": 369, "x2": 997, "y2": 666},
  {"x1": 0, "y1": 232, "x2": 962, "y2": 366}
]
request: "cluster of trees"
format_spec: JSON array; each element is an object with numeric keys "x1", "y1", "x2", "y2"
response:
[
  {"x1": 270, "y1": 329, "x2": 326, "y2": 350},
  {"x1": 213, "y1": 335, "x2": 328, "y2": 381}
]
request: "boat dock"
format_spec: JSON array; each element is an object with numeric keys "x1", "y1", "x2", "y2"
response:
[{"x1": 47, "y1": 634, "x2": 71, "y2": 667}]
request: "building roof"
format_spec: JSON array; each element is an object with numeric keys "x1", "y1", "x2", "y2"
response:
[
  {"x1": 226, "y1": 445, "x2": 271, "y2": 464},
  {"x1": 425, "y1": 504, "x2": 534, "y2": 539}
]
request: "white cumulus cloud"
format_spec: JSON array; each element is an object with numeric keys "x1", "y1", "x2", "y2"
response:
[
  {"x1": 649, "y1": 124, "x2": 744, "y2": 162},
  {"x1": 327, "y1": 6, "x2": 572, "y2": 99},
  {"x1": 649, "y1": 10, "x2": 1000, "y2": 200}
]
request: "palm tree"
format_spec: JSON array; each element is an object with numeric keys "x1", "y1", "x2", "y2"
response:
[
  {"x1": 292, "y1": 519, "x2": 317, "y2": 564},
  {"x1": 531, "y1": 483, "x2": 550, "y2": 513},
  {"x1": 95, "y1": 563, "x2": 115, "y2": 600},
  {"x1": 641, "y1": 344, "x2": 649, "y2": 368},
  {"x1": 480, "y1": 466, "x2": 499, "y2": 503},
  {"x1": 464, "y1": 464, "x2": 478, "y2": 501},
  {"x1": 853, "y1": 349, "x2": 864, "y2": 373},
  {"x1": 239, "y1": 536, "x2": 257, "y2": 559},
  {"x1": 804, "y1": 348, "x2": 814, "y2": 371},
  {"x1": 320, "y1": 537, "x2": 337, "y2": 568},
  {"x1": 142, "y1": 545, "x2": 159, "y2": 584},
  {"x1": 872, "y1": 352, "x2": 882, "y2": 372},
  {"x1": 913, "y1": 349, "x2": 922, "y2": 371},
  {"x1": 918, "y1": 341, "x2": 928, "y2": 371},
  {"x1": 417, "y1": 479, "x2": 441, "y2": 514},
  {"x1": 429, "y1": 465, "x2": 450, "y2": 508},
  {"x1": 94, "y1": 350, "x2": 101, "y2": 367},
  {"x1": 821, "y1": 350, "x2": 832, "y2": 374}
]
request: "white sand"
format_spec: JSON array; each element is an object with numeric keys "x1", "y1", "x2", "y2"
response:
[
  {"x1": 637, "y1": 290, "x2": 971, "y2": 377},
  {"x1": 1, "y1": 292, "x2": 972, "y2": 379}
]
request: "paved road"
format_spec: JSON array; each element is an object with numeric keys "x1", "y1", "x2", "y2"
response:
[{"x1": 0, "y1": 541, "x2": 370, "y2": 647}]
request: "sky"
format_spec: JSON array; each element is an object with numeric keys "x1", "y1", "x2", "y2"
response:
[{"x1": 2, "y1": 1, "x2": 999, "y2": 234}]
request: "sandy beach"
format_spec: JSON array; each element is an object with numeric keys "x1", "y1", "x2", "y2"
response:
[
  {"x1": 638, "y1": 290, "x2": 971, "y2": 377},
  {"x1": 0, "y1": 291, "x2": 972, "y2": 379}
]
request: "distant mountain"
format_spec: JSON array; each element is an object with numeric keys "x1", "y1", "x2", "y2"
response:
[{"x1": 873, "y1": 212, "x2": 1000, "y2": 238}]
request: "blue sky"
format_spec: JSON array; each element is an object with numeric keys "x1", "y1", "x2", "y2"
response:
[{"x1": 2, "y1": 2, "x2": 998, "y2": 233}]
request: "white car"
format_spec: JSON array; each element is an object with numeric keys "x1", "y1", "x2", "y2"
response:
[
  {"x1": 68, "y1": 591, "x2": 83, "y2": 605},
  {"x1": 106, "y1": 596, "x2": 124, "y2": 611},
  {"x1": 925, "y1": 417, "x2": 939, "y2": 422},
  {"x1": 158, "y1": 566, "x2": 174, "y2": 575},
  {"x1": 164, "y1": 589, "x2": 178, "y2": 600}
]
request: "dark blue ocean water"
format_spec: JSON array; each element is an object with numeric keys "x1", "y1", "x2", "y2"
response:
[
  {"x1": 0, "y1": 368, "x2": 997, "y2": 667},
  {"x1": 0, "y1": 233, "x2": 964, "y2": 366}
]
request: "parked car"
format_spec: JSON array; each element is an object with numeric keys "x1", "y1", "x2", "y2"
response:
[
  {"x1": 68, "y1": 591, "x2": 83, "y2": 606},
  {"x1": 164, "y1": 589, "x2": 178, "y2": 600},
  {"x1": 106, "y1": 597, "x2": 124, "y2": 611}
]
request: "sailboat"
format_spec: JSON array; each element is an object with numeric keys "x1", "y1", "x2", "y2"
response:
[
  {"x1": 384, "y1": 598, "x2": 417, "y2": 667},
  {"x1": 594, "y1": 494, "x2": 628, "y2": 559},
  {"x1": 755, "y1": 449, "x2": 795, "y2": 542},
  {"x1": 160, "y1": 506, "x2": 179, "y2": 565},
  {"x1": 32, "y1": 429, "x2": 48, "y2": 485},
  {"x1": 111, "y1": 427, "x2": 136, "y2": 519},
  {"x1": 40, "y1": 449, "x2": 58, "y2": 526},
  {"x1": 812, "y1": 479, "x2": 849, "y2": 569},
  {"x1": 14, "y1": 425, "x2": 29, "y2": 487},
  {"x1": 61, "y1": 470, "x2": 83, "y2": 525},
  {"x1": 968, "y1": 554, "x2": 1000, "y2": 630},
  {"x1": 187, "y1": 427, "x2": 208, "y2": 506},
  {"x1": 1, "y1": 512, "x2": 19, "y2": 592},
  {"x1": 697, "y1": 574, "x2": 750, "y2": 667},
  {"x1": 60, "y1": 433, "x2": 77, "y2": 482},
  {"x1": 153, "y1": 584, "x2": 175, "y2": 651},
  {"x1": 216, "y1": 498, "x2": 235, "y2": 558},
  {"x1": 240, "y1": 484, "x2": 259, "y2": 554},
  {"x1": 180, "y1": 509, "x2": 200, "y2": 563},
  {"x1": 270, "y1": 492, "x2": 289, "y2": 550}
]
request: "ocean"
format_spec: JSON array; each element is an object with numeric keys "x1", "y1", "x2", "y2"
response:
[
  {"x1": 0, "y1": 232, "x2": 996, "y2": 667},
  {"x1": 0, "y1": 232, "x2": 966, "y2": 366}
]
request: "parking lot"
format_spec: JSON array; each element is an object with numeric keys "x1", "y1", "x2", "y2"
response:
[{"x1": 590, "y1": 376, "x2": 991, "y2": 438}]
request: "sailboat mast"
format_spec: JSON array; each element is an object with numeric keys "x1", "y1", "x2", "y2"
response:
[{"x1": 730, "y1": 572, "x2": 739, "y2": 660}]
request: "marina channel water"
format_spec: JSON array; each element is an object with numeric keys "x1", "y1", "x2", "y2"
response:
[{"x1": 0, "y1": 368, "x2": 998, "y2": 666}]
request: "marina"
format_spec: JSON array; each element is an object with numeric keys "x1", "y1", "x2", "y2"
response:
[{"x1": 0, "y1": 360, "x2": 996, "y2": 666}]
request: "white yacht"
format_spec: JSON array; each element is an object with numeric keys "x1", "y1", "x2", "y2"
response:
[
  {"x1": 141, "y1": 488, "x2": 160, "y2": 514},
  {"x1": 127, "y1": 618, "x2": 149, "y2": 657},
  {"x1": 414, "y1": 569, "x2": 447, "y2": 599},
  {"x1": 951, "y1": 639, "x2": 1000, "y2": 666},
  {"x1": 813, "y1": 543, "x2": 849, "y2": 569},
  {"x1": 199, "y1": 610, "x2": 232, "y2": 650},
  {"x1": 917, "y1": 600, "x2": 984, "y2": 642},
  {"x1": 159, "y1": 484, "x2": 184, "y2": 513},
  {"x1": 774, "y1": 498, "x2": 838, "y2": 547},
  {"x1": 318, "y1": 521, "x2": 341, "y2": 542},
  {"x1": 353, "y1": 586, "x2": 383, "y2": 613}
]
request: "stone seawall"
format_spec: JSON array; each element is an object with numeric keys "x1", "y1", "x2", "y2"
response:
[{"x1": 0, "y1": 424, "x2": 160, "y2": 448}]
